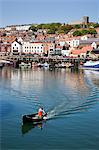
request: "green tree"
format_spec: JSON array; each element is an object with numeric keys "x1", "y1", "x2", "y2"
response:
[
  {"x1": 29, "y1": 25, "x2": 37, "y2": 32},
  {"x1": 73, "y1": 30, "x2": 82, "y2": 36},
  {"x1": 57, "y1": 29, "x2": 64, "y2": 34},
  {"x1": 47, "y1": 28, "x2": 56, "y2": 34},
  {"x1": 92, "y1": 23, "x2": 99, "y2": 28},
  {"x1": 74, "y1": 24, "x2": 81, "y2": 29},
  {"x1": 81, "y1": 29, "x2": 89, "y2": 35},
  {"x1": 89, "y1": 29, "x2": 97, "y2": 35}
]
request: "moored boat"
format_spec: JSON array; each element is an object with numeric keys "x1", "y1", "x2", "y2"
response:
[
  {"x1": 19, "y1": 62, "x2": 31, "y2": 69},
  {"x1": 81, "y1": 60, "x2": 99, "y2": 70}
]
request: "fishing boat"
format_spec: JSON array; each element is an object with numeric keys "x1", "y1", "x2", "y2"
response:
[
  {"x1": 22, "y1": 113, "x2": 47, "y2": 124},
  {"x1": 82, "y1": 60, "x2": 99, "y2": 70}
]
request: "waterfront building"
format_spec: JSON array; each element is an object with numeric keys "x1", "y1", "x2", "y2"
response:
[
  {"x1": 0, "y1": 43, "x2": 11, "y2": 56},
  {"x1": 61, "y1": 43, "x2": 70, "y2": 56},
  {"x1": 11, "y1": 40, "x2": 22, "y2": 55},
  {"x1": 70, "y1": 45, "x2": 93, "y2": 58},
  {"x1": 43, "y1": 42, "x2": 55, "y2": 56},
  {"x1": 22, "y1": 42, "x2": 44, "y2": 56},
  {"x1": 54, "y1": 45, "x2": 62, "y2": 55}
]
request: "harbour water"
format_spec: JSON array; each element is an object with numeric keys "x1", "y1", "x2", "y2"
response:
[{"x1": 0, "y1": 67, "x2": 99, "y2": 150}]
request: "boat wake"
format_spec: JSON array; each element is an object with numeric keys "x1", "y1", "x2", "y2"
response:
[
  {"x1": 46, "y1": 73, "x2": 99, "y2": 120},
  {"x1": 47, "y1": 97, "x2": 98, "y2": 120}
]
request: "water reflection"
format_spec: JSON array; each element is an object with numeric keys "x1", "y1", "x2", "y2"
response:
[
  {"x1": 21, "y1": 122, "x2": 43, "y2": 135},
  {"x1": 1, "y1": 67, "x2": 99, "y2": 149},
  {"x1": 84, "y1": 70, "x2": 99, "y2": 87},
  {"x1": 0, "y1": 67, "x2": 99, "y2": 120}
]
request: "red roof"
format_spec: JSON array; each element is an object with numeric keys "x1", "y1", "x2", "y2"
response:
[{"x1": 71, "y1": 45, "x2": 93, "y2": 55}]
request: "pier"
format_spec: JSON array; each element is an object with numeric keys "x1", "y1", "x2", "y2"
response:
[{"x1": 0, "y1": 55, "x2": 87, "y2": 68}]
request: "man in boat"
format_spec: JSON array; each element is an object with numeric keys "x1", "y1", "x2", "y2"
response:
[{"x1": 38, "y1": 107, "x2": 46, "y2": 119}]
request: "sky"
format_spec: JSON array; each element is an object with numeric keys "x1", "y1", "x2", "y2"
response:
[{"x1": 0, "y1": 0, "x2": 99, "y2": 27}]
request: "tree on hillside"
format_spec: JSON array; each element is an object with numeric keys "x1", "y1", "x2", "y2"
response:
[
  {"x1": 74, "y1": 24, "x2": 81, "y2": 29},
  {"x1": 47, "y1": 27, "x2": 56, "y2": 34},
  {"x1": 91, "y1": 23, "x2": 99, "y2": 28},
  {"x1": 89, "y1": 29, "x2": 97, "y2": 35},
  {"x1": 36, "y1": 24, "x2": 45, "y2": 29},
  {"x1": 65, "y1": 24, "x2": 73, "y2": 33},
  {"x1": 73, "y1": 30, "x2": 82, "y2": 36},
  {"x1": 81, "y1": 29, "x2": 89, "y2": 35},
  {"x1": 29, "y1": 25, "x2": 37, "y2": 32}
]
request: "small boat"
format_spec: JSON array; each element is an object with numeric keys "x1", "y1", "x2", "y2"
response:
[
  {"x1": 22, "y1": 113, "x2": 47, "y2": 124},
  {"x1": 43, "y1": 62, "x2": 49, "y2": 68},
  {"x1": 19, "y1": 62, "x2": 31, "y2": 69},
  {"x1": 81, "y1": 60, "x2": 99, "y2": 71}
]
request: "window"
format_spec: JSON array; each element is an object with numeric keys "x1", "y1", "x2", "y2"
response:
[
  {"x1": 13, "y1": 47, "x2": 14, "y2": 49},
  {"x1": 15, "y1": 44, "x2": 16, "y2": 46}
]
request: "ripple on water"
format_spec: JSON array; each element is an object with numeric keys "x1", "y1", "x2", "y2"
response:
[{"x1": 0, "y1": 101, "x2": 14, "y2": 118}]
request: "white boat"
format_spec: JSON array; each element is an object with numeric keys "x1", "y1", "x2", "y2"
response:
[
  {"x1": 82, "y1": 61, "x2": 99, "y2": 70},
  {"x1": 43, "y1": 62, "x2": 49, "y2": 68},
  {"x1": 19, "y1": 62, "x2": 31, "y2": 69}
]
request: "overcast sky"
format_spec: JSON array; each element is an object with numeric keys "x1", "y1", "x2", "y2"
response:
[{"x1": 0, "y1": 0, "x2": 99, "y2": 27}]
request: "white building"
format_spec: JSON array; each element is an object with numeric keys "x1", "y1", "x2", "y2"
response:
[
  {"x1": 22, "y1": 42, "x2": 44, "y2": 56},
  {"x1": 91, "y1": 42, "x2": 97, "y2": 49},
  {"x1": 59, "y1": 41, "x2": 65, "y2": 46},
  {"x1": 48, "y1": 43, "x2": 55, "y2": 56},
  {"x1": 5, "y1": 24, "x2": 31, "y2": 31},
  {"x1": 5, "y1": 26, "x2": 12, "y2": 31},
  {"x1": 61, "y1": 49, "x2": 70, "y2": 56},
  {"x1": 81, "y1": 35, "x2": 88, "y2": 40},
  {"x1": 66, "y1": 39, "x2": 80, "y2": 48},
  {"x1": 11, "y1": 41, "x2": 22, "y2": 55},
  {"x1": 16, "y1": 25, "x2": 31, "y2": 31},
  {"x1": 17, "y1": 37, "x2": 23, "y2": 44}
]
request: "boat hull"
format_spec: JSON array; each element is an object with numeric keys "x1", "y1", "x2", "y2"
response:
[
  {"x1": 22, "y1": 113, "x2": 45, "y2": 124},
  {"x1": 81, "y1": 61, "x2": 99, "y2": 71}
]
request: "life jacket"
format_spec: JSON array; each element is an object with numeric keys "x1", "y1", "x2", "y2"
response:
[{"x1": 38, "y1": 110, "x2": 43, "y2": 117}]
